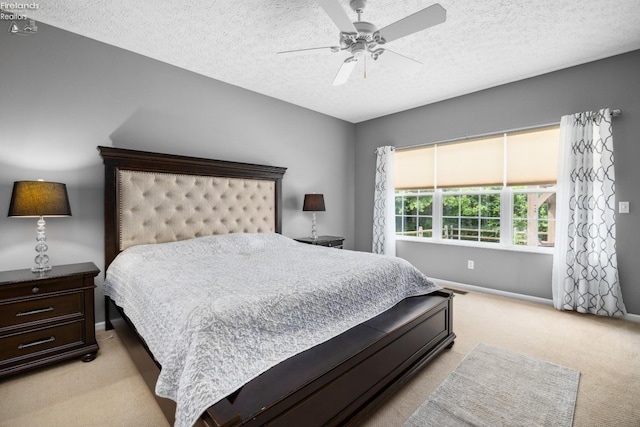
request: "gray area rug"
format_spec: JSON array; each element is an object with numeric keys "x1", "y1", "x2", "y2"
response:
[{"x1": 403, "y1": 343, "x2": 580, "y2": 427}]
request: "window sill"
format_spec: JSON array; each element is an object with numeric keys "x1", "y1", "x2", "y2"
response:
[{"x1": 395, "y1": 236, "x2": 554, "y2": 255}]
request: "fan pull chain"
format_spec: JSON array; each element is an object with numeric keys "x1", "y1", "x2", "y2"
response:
[{"x1": 364, "y1": 54, "x2": 367, "y2": 79}]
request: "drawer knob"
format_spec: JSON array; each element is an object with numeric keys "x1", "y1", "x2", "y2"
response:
[{"x1": 32, "y1": 286, "x2": 40, "y2": 294}]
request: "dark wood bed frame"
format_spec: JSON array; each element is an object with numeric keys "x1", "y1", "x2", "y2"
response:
[{"x1": 98, "y1": 146, "x2": 455, "y2": 427}]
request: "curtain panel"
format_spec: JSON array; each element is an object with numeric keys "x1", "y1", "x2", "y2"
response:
[
  {"x1": 552, "y1": 108, "x2": 626, "y2": 317},
  {"x1": 372, "y1": 146, "x2": 396, "y2": 256}
]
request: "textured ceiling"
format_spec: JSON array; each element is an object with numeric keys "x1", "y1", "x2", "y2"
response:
[{"x1": 21, "y1": 0, "x2": 640, "y2": 123}]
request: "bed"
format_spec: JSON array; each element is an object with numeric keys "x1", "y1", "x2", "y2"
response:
[{"x1": 98, "y1": 146, "x2": 455, "y2": 427}]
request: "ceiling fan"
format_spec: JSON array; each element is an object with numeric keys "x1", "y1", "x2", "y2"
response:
[{"x1": 277, "y1": 0, "x2": 446, "y2": 85}]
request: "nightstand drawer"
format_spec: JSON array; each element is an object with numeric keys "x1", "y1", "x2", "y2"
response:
[
  {"x1": 0, "y1": 276, "x2": 84, "y2": 301},
  {"x1": 0, "y1": 321, "x2": 84, "y2": 362},
  {"x1": 0, "y1": 292, "x2": 84, "y2": 331}
]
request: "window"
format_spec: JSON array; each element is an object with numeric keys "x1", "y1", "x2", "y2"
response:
[
  {"x1": 442, "y1": 187, "x2": 501, "y2": 243},
  {"x1": 396, "y1": 190, "x2": 433, "y2": 238},
  {"x1": 512, "y1": 186, "x2": 556, "y2": 247},
  {"x1": 394, "y1": 126, "x2": 560, "y2": 249}
]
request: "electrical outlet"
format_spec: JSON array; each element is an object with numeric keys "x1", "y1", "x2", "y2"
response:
[
  {"x1": 467, "y1": 260, "x2": 474, "y2": 270},
  {"x1": 619, "y1": 201, "x2": 630, "y2": 214}
]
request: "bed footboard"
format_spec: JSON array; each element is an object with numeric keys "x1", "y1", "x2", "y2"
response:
[
  {"x1": 107, "y1": 291, "x2": 454, "y2": 427},
  {"x1": 203, "y1": 290, "x2": 455, "y2": 426}
]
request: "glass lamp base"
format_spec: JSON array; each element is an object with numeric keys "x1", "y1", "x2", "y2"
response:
[
  {"x1": 32, "y1": 216, "x2": 51, "y2": 273},
  {"x1": 311, "y1": 212, "x2": 318, "y2": 240}
]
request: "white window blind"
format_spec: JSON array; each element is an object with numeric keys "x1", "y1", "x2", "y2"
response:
[
  {"x1": 507, "y1": 126, "x2": 559, "y2": 185},
  {"x1": 394, "y1": 125, "x2": 560, "y2": 189},
  {"x1": 437, "y1": 136, "x2": 504, "y2": 188},
  {"x1": 395, "y1": 146, "x2": 435, "y2": 190}
]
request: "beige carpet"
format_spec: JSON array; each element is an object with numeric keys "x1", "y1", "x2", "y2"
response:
[
  {"x1": 0, "y1": 328, "x2": 168, "y2": 427},
  {"x1": 1, "y1": 289, "x2": 639, "y2": 427}
]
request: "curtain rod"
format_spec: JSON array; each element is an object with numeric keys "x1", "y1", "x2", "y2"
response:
[{"x1": 377, "y1": 108, "x2": 622, "y2": 153}]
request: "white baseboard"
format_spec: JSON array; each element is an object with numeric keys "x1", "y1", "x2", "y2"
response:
[
  {"x1": 95, "y1": 321, "x2": 106, "y2": 331},
  {"x1": 432, "y1": 278, "x2": 640, "y2": 323},
  {"x1": 433, "y1": 278, "x2": 554, "y2": 306},
  {"x1": 625, "y1": 313, "x2": 640, "y2": 323}
]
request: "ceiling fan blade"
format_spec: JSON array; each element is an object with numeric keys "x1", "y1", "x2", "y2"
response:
[
  {"x1": 277, "y1": 46, "x2": 341, "y2": 56},
  {"x1": 332, "y1": 57, "x2": 358, "y2": 86},
  {"x1": 378, "y1": 3, "x2": 446, "y2": 44},
  {"x1": 380, "y1": 49, "x2": 423, "y2": 74},
  {"x1": 382, "y1": 49, "x2": 423, "y2": 65},
  {"x1": 316, "y1": 0, "x2": 358, "y2": 34}
]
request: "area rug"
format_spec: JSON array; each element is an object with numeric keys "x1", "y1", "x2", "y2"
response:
[{"x1": 403, "y1": 343, "x2": 580, "y2": 427}]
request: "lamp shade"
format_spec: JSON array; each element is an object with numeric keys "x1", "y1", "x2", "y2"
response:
[
  {"x1": 303, "y1": 194, "x2": 325, "y2": 212},
  {"x1": 8, "y1": 181, "x2": 72, "y2": 217}
]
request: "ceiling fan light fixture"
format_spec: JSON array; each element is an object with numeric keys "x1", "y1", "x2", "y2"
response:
[
  {"x1": 351, "y1": 40, "x2": 367, "y2": 57},
  {"x1": 371, "y1": 48, "x2": 385, "y2": 60}
]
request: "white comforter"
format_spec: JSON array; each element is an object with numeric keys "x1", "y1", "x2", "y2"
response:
[{"x1": 104, "y1": 233, "x2": 440, "y2": 427}]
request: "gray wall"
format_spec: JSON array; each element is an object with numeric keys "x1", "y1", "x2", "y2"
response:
[
  {"x1": 2, "y1": 20, "x2": 638, "y2": 319},
  {"x1": 354, "y1": 50, "x2": 640, "y2": 315},
  {"x1": 0, "y1": 23, "x2": 355, "y2": 322}
]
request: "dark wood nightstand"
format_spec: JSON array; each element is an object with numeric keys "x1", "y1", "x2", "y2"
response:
[
  {"x1": 0, "y1": 262, "x2": 100, "y2": 378},
  {"x1": 294, "y1": 236, "x2": 345, "y2": 249}
]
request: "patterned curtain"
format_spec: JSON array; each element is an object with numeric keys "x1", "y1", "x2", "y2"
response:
[
  {"x1": 372, "y1": 146, "x2": 396, "y2": 256},
  {"x1": 552, "y1": 108, "x2": 626, "y2": 317}
]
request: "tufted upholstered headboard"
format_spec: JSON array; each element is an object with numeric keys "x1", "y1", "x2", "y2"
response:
[{"x1": 98, "y1": 146, "x2": 287, "y2": 270}]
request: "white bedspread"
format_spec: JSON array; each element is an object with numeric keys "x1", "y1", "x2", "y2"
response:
[{"x1": 104, "y1": 233, "x2": 440, "y2": 427}]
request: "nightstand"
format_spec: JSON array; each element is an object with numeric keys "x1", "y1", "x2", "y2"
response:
[
  {"x1": 0, "y1": 262, "x2": 100, "y2": 378},
  {"x1": 294, "y1": 235, "x2": 345, "y2": 249}
]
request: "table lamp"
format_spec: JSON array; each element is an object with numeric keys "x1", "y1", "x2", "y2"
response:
[
  {"x1": 8, "y1": 180, "x2": 72, "y2": 272},
  {"x1": 303, "y1": 193, "x2": 325, "y2": 240}
]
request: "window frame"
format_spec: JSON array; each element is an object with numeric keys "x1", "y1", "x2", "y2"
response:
[{"x1": 394, "y1": 125, "x2": 559, "y2": 254}]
